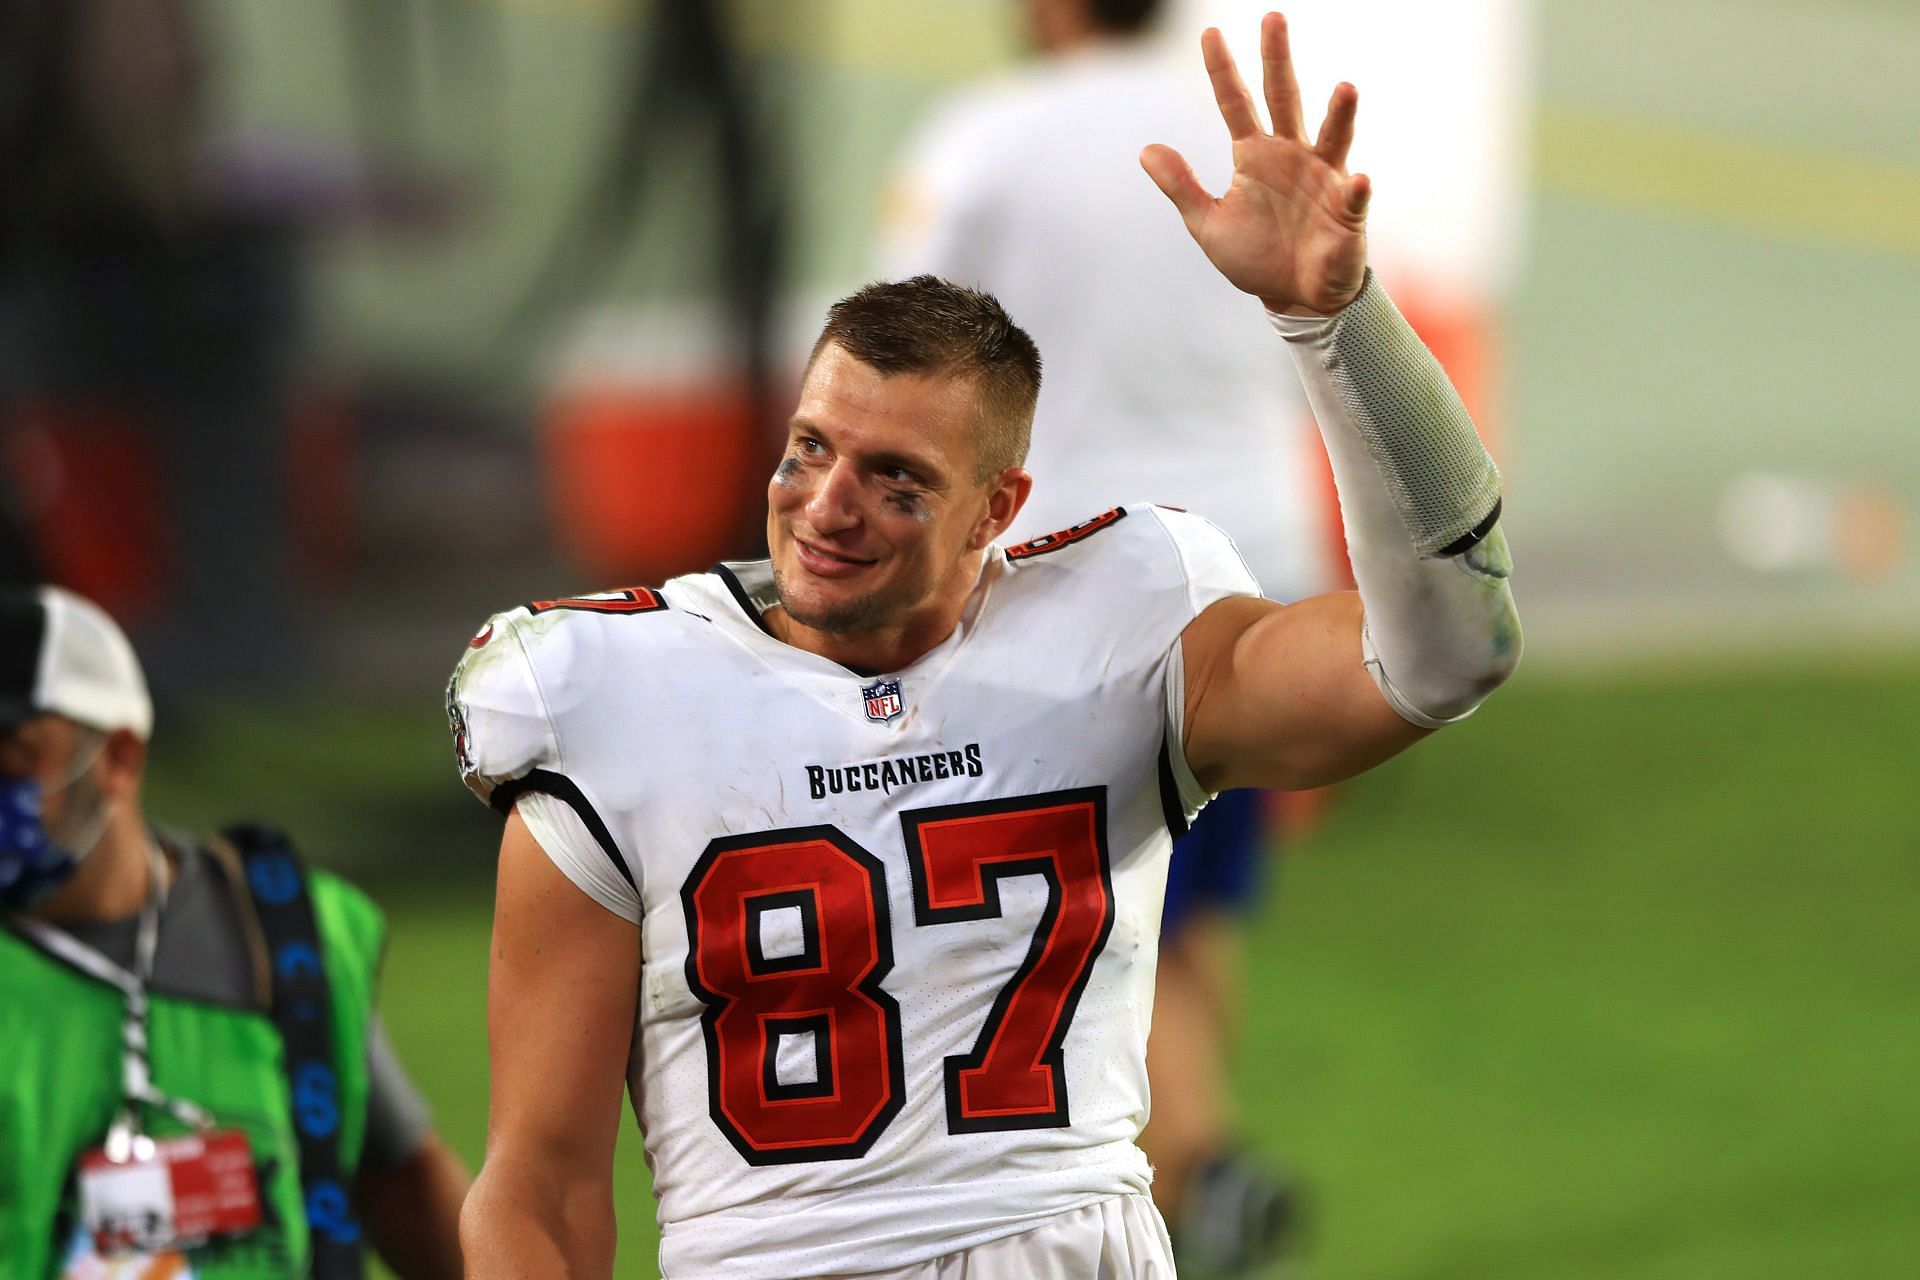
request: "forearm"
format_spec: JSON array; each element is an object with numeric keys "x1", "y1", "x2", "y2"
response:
[
  {"x1": 1272, "y1": 270, "x2": 1521, "y2": 725},
  {"x1": 460, "y1": 1157, "x2": 617, "y2": 1280}
]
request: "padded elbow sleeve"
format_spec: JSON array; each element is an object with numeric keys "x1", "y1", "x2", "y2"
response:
[{"x1": 1271, "y1": 271, "x2": 1522, "y2": 726}]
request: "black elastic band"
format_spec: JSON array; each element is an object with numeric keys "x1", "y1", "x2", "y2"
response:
[
  {"x1": 229, "y1": 825, "x2": 364, "y2": 1280},
  {"x1": 1437, "y1": 497, "x2": 1503, "y2": 559},
  {"x1": 1156, "y1": 735, "x2": 1191, "y2": 843}
]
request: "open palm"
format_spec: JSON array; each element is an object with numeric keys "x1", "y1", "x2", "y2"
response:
[{"x1": 1142, "y1": 13, "x2": 1370, "y2": 316}]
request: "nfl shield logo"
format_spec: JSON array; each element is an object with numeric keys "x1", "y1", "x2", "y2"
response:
[{"x1": 862, "y1": 678, "x2": 904, "y2": 723}]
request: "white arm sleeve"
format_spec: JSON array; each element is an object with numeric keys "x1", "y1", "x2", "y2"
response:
[
  {"x1": 1270, "y1": 272, "x2": 1522, "y2": 727},
  {"x1": 516, "y1": 790, "x2": 642, "y2": 925}
]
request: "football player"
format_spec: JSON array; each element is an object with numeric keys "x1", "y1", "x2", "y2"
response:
[{"x1": 449, "y1": 15, "x2": 1520, "y2": 1278}]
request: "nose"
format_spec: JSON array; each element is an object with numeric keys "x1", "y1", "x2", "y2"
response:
[{"x1": 803, "y1": 457, "x2": 863, "y2": 535}]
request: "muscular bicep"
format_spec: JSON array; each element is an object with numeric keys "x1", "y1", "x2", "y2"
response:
[
  {"x1": 483, "y1": 809, "x2": 640, "y2": 1180},
  {"x1": 1179, "y1": 592, "x2": 1430, "y2": 793}
]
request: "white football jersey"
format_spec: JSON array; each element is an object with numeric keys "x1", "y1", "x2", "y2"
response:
[{"x1": 447, "y1": 505, "x2": 1259, "y2": 1279}]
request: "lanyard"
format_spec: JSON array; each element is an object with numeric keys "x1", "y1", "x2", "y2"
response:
[{"x1": 14, "y1": 840, "x2": 214, "y2": 1157}]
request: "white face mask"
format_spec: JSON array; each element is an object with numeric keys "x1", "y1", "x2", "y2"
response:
[{"x1": 47, "y1": 732, "x2": 114, "y2": 867}]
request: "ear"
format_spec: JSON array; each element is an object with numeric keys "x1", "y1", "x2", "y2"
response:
[
  {"x1": 967, "y1": 467, "x2": 1034, "y2": 553},
  {"x1": 97, "y1": 728, "x2": 147, "y2": 804}
]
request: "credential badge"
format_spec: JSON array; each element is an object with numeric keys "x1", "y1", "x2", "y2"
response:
[{"x1": 861, "y1": 678, "x2": 904, "y2": 724}]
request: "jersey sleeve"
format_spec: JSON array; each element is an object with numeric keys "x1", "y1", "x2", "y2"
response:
[
  {"x1": 446, "y1": 606, "x2": 648, "y2": 909},
  {"x1": 1148, "y1": 507, "x2": 1264, "y2": 816},
  {"x1": 445, "y1": 608, "x2": 560, "y2": 812},
  {"x1": 1149, "y1": 505, "x2": 1264, "y2": 617},
  {"x1": 518, "y1": 789, "x2": 642, "y2": 923}
]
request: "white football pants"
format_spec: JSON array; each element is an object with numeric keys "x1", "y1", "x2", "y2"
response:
[{"x1": 827, "y1": 1194, "x2": 1176, "y2": 1280}]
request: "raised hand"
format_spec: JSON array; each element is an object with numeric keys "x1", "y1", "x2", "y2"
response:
[{"x1": 1141, "y1": 13, "x2": 1369, "y2": 316}]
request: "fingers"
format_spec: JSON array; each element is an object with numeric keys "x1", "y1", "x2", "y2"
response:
[
  {"x1": 1140, "y1": 144, "x2": 1214, "y2": 231},
  {"x1": 1201, "y1": 27, "x2": 1262, "y2": 142},
  {"x1": 1315, "y1": 82, "x2": 1359, "y2": 170},
  {"x1": 1260, "y1": 12, "x2": 1306, "y2": 143}
]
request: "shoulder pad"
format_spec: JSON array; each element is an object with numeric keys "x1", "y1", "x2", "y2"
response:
[
  {"x1": 1002, "y1": 505, "x2": 1260, "y2": 645},
  {"x1": 445, "y1": 586, "x2": 674, "y2": 811},
  {"x1": 446, "y1": 608, "x2": 560, "y2": 811}
]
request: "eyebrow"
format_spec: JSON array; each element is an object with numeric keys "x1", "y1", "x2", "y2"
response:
[
  {"x1": 787, "y1": 418, "x2": 946, "y2": 486},
  {"x1": 866, "y1": 449, "x2": 941, "y2": 480}
]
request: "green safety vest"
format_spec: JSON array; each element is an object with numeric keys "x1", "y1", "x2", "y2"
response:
[{"x1": 0, "y1": 853, "x2": 385, "y2": 1280}]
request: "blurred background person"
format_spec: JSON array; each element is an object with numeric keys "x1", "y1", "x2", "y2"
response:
[
  {"x1": 880, "y1": 1, "x2": 1531, "y2": 1273},
  {"x1": 0, "y1": 584, "x2": 469, "y2": 1279}
]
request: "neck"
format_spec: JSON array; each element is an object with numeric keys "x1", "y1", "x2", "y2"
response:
[
  {"x1": 766, "y1": 611, "x2": 949, "y2": 676},
  {"x1": 769, "y1": 553, "x2": 988, "y2": 674},
  {"x1": 30, "y1": 808, "x2": 159, "y2": 925}
]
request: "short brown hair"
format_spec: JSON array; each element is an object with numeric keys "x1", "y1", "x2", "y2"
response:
[{"x1": 809, "y1": 275, "x2": 1042, "y2": 482}]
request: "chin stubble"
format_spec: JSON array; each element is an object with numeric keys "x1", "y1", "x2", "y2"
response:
[{"x1": 769, "y1": 561, "x2": 894, "y2": 635}]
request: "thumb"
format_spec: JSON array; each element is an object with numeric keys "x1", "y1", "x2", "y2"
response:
[
  {"x1": 1342, "y1": 172, "x2": 1372, "y2": 222},
  {"x1": 1140, "y1": 144, "x2": 1212, "y2": 231}
]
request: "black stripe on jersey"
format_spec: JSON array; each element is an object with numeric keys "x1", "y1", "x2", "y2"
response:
[
  {"x1": 711, "y1": 562, "x2": 777, "y2": 637},
  {"x1": 491, "y1": 769, "x2": 637, "y2": 893},
  {"x1": 1157, "y1": 734, "x2": 1190, "y2": 842}
]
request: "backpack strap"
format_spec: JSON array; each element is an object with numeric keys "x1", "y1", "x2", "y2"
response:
[{"x1": 226, "y1": 823, "x2": 365, "y2": 1280}]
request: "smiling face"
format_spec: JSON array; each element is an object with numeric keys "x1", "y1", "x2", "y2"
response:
[{"x1": 766, "y1": 342, "x2": 1031, "y2": 668}]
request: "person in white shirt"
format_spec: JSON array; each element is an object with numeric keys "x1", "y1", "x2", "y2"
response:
[{"x1": 450, "y1": 15, "x2": 1520, "y2": 1278}]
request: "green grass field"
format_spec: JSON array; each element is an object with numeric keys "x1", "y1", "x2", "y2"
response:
[
  {"x1": 147, "y1": 661, "x2": 1920, "y2": 1278},
  {"x1": 1228, "y1": 661, "x2": 1920, "y2": 1278}
]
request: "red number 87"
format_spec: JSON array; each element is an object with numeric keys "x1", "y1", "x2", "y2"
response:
[{"x1": 680, "y1": 788, "x2": 1114, "y2": 1165}]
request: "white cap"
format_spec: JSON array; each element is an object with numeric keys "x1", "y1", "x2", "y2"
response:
[{"x1": 0, "y1": 586, "x2": 153, "y2": 740}]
